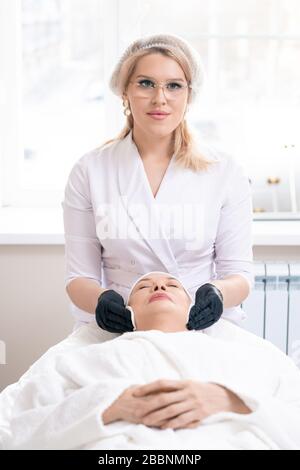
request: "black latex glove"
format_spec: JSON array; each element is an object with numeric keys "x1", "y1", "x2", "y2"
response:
[
  {"x1": 95, "y1": 289, "x2": 134, "y2": 333},
  {"x1": 186, "y1": 283, "x2": 224, "y2": 331}
]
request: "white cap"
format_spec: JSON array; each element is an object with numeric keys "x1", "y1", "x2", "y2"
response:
[
  {"x1": 109, "y1": 33, "x2": 206, "y2": 105},
  {"x1": 126, "y1": 271, "x2": 194, "y2": 331}
]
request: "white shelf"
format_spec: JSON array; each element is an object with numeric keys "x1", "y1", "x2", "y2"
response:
[
  {"x1": 0, "y1": 207, "x2": 299, "y2": 245},
  {"x1": 0, "y1": 208, "x2": 64, "y2": 245}
]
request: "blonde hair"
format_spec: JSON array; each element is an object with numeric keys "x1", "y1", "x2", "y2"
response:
[{"x1": 100, "y1": 47, "x2": 215, "y2": 172}]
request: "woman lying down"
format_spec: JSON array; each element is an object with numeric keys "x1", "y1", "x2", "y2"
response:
[{"x1": 1, "y1": 272, "x2": 300, "y2": 450}]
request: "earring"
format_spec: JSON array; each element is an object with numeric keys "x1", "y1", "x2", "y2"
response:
[{"x1": 123, "y1": 99, "x2": 131, "y2": 117}]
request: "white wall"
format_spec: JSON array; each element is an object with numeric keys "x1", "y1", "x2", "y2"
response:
[{"x1": 0, "y1": 245, "x2": 73, "y2": 391}]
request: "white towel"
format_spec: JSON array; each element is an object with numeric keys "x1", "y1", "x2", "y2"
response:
[{"x1": 0, "y1": 319, "x2": 300, "y2": 450}]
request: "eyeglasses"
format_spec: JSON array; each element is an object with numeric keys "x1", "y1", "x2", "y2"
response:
[{"x1": 129, "y1": 78, "x2": 192, "y2": 100}]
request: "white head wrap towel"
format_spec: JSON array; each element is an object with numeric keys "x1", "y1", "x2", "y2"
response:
[{"x1": 125, "y1": 271, "x2": 194, "y2": 331}]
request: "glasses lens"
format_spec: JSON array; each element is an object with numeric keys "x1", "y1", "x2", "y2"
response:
[{"x1": 134, "y1": 79, "x2": 186, "y2": 99}]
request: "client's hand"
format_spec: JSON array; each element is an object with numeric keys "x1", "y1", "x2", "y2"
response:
[
  {"x1": 186, "y1": 283, "x2": 223, "y2": 330},
  {"x1": 95, "y1": 289, "x2": 134, "y2": 333},
  {"x1": 102, "y1": 379, "x2": 251, "y2": 429}
]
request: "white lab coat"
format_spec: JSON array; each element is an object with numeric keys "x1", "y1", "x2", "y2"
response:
[{"x1": 62, "y1": 129, "x2": 254, "y2": 329}]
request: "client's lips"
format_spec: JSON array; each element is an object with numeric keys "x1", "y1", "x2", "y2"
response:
[
  {"x1": 149, "y1": 293, "x2": 171, "y2": 303},
  {"x1": 147, "y1": 110, "x2": 170, "y2": 115}
]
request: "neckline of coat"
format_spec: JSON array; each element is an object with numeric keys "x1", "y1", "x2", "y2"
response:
[
  {"x1": 128, "y1": 129, "x2": 176, "y2": 202},
  {"x1": 116, "y1": 129, "x2": 181, "y2": 276}
]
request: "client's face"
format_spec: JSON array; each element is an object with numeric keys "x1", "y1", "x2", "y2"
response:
[{"x1": 127, "y1": 273, "x2": 192, "y2": 332}]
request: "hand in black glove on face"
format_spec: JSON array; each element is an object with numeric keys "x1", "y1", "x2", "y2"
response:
[
  {"x1": 95, "y1": 289, "x2": 134, "y2": 333},
  {"x1": 186, "y1": 283, "x2": 224, "y2": 331}
]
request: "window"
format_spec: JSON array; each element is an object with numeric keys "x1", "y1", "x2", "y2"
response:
[
  {"x1": 0, "y1": 0, "x2": 110, "y2": 207},
  {"x1": 137, "y1": 0, "x2": 300, "y2": 218},
  {"x1": 22, "y1": 0, "x2": 105, "y2": 193},
  {"x1": 1, "y1": 0, "x2": 299, "y2": 217}
]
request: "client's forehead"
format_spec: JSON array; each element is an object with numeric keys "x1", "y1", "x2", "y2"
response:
[{"x1": 138, "y1": 275, "x2": 179, "y2": 283}]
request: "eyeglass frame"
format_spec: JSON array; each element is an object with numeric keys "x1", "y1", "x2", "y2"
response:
[{"x1": 128, "y1": 78, "x2": 193, "y2": 99}]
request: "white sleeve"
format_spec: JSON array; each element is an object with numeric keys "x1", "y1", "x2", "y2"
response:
[
  {"x1": 62, "y1": 155, "x2": 102, "y2": 289},
  {"x1": 214, "y1": 157, "x2": 254, "y2": 291}
]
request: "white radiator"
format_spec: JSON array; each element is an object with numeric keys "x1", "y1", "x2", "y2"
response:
[{"x1": 241, "y1": 262, "x2": 300, "y2": 367}]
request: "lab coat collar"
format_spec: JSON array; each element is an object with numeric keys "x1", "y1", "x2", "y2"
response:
[{"x1": 117, "y1": 130, "x2": 180, "y2": 278}]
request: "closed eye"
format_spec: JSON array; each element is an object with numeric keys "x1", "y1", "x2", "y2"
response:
[{"x1": 139, "y1": 284, "x2": 179, "y2": 289}]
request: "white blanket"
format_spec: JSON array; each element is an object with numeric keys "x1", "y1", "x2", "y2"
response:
[{"x1": 1, "y1": 319, "x2": 300, "y2": 450}]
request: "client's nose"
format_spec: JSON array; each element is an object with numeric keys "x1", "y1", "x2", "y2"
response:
[{"x1": 153, "y1": 284, "x2": 167, "y2": 292}]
